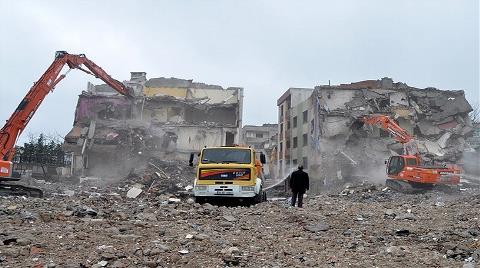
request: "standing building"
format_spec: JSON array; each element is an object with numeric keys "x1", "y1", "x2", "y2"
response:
[{"x1": 276, "y1": 88, "x2": 313, "y2": 178}]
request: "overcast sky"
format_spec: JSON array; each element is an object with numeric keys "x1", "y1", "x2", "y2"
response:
[{"x1": 0, "y1": 0, "x2": 478, "y2": 144}]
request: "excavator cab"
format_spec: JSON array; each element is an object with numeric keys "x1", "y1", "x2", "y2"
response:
[
  {"x1": 387, "y1": 155, "x2": 419, "y2": 176},
  {"x1": 386, "y1": 156, "x2": 404, "y2": 176}
]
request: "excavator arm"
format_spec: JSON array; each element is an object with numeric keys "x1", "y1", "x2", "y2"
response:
[
  {"x1": 361, "y1": 114, "x2": 418, "y2": 156},
  {"x1": 361, "y1": 114, "x2": 413, "y2": 144},
  {"x1": 0, "y1": 51, "x2": 133, "y2": 162}
]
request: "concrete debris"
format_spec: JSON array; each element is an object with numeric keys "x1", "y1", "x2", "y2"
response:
[
  {"x1": 126, "y1": 186, "x2": 142, "y2": 199},
  {"x1": 178, "y1": 249, "x2": 189, "y2": 255},
  {"x1": 63, "y1": 190, "x2": 75, "y2": 197},
  {"x1": 0, "y1": 178, "x2": 479, "y2": 267},
  {"x1": 168, "y1": 197, "x2": 181, "y2": 203},
  {"x1": 304, "y1": 222, "x2": 330, "y2": 232},
  {"x1": 222, "y1": 215, "x2": 237, "y2": 222}
]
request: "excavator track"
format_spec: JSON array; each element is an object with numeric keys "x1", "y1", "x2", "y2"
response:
[
  {"x1": 386, "y1": 179, "x2": 433, "y2": 194},
  {"x1": 0, "y1": 183, "x2": 43, "y2": 198}
]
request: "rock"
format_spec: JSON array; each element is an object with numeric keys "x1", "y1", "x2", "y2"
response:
[
  {"x1": 304, "y1": 222, "x2": 330, "y2": 232},
  {"x1": 63, "y1": 190, "x2": 75, "y2": 197},
  {"x1": 126, "y1": 187, "x2": 142, "y2": 198},
  {"x1": 178, "y1": 249, "x2": 189, "y2": 254},
  {"x1": 473, "y1": 249, "x2": 480, "y2": 262},
  {"x1": 194, "y1": 234, "x2": 209, "y2": 241},
  {"x1": 92, "y1": 260, "x2": 108, "y2": 268},
  {"x1": 0, "y1": 247, "x2": 20, "y2": 257},
  {"x1": 20, "y1": 210, "x2": 39, "y2": 221},
  {"x1": 168, "y1": 198, "x2": 181, "y2": 203},
  {"x1": 221, "y1": 246, "x2": 241, "y2": 256},
  {"x1": 73, "y1": 206, "x2": 98, "y2": 217},
  {"x1": 385, "y1": 246, "x2": 407, "y2": 257},
  {"x1": 101, "y1": 252, "x2": 116, "y2": 260},
  {"x1": 136, "y1": 213, "x2": 157, "y2": 222},
  {"x1": 395, "y1": 213, "x2": 416, "y2": 220},
  {"x1": 384, "y1": 209, "x2": 396, "y2": 217},
  {"x1": 219, "y1": 221, "x2": 234, "y2": 228},
  {"x1": 45, "y1": 262, "x2": 56, "y2": 268},
  {"x1": 149, "y1": 244, "x2": 171, "y2": 255},
  {"x1": 463, "y1": 262, "x2": 475, "y2": 268},
  {"x1": 110, "y1": 259, "x2": 127, "y2": 268},
  {"x1": 62, "y1": 211, "x2": 74, "y2": 217},
  {"x1": 15, "y1": 237, "x2": 32, "y2": 246},
  {"x1": 223, "y1": 215, "x2": 237, "y2": 222}
]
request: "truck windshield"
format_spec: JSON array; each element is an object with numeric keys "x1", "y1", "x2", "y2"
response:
[{"x1": 201, "y1": 148, "x2": 251, "y2": 164}]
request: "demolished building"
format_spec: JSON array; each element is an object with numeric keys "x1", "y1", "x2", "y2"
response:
[
  {"x1": 63, "y1": 73, "x2": 243, "y2": 177},
  {"x1": 242, "y1": 124, "x2": 278, "y2": 150},
  {"x1": 277, "y1": 78, "x2": 474, "y2": 192}
]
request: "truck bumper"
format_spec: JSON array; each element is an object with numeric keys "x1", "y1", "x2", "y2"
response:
[{"x1": 193, "y1": 185, "x2": 256, "y2": 198}]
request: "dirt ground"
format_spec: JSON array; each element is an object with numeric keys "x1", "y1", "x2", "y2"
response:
[{"x1": 0, "y1": 178, "x2": 479, "y2": 268}]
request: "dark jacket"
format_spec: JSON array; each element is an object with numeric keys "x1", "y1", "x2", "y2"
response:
[{"x1": 289, "y1": 169, "x2": 309, "y2": 192}]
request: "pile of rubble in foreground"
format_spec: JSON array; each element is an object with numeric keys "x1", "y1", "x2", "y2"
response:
[{"x1": 0, "y1": 180, "x2": 479, "y2": 267}]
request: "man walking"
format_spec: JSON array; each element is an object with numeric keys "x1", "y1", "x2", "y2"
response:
[{"x1": 289, "y1": 165, "x2": 310, "y2": 208}]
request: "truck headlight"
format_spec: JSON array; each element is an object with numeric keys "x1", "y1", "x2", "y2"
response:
[
  {"x1": 241, "y1": 186, "x2": 255, "y2": 192},
  {"x1": 195, "y1": 185, "x2": 207, "y2": 191}
]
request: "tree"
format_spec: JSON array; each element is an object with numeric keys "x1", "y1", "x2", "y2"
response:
[{"x1": 15, "y1": 134, "x2": 66, "y2": 166}]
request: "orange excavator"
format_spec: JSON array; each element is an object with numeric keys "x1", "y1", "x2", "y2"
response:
[
  {"x1": 0, "y1": 51, "x2": 133, "y2": 197},
  {"x1": 361, "y1": 114, "x2": 461, "y2": 192}
]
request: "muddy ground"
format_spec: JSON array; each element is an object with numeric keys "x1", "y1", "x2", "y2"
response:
[{"x1": 0, "y1": 177, "x2": 479, "y2": 268}]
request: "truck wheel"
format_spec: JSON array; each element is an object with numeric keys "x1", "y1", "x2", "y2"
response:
[
  {"x1": 195, "y1": 197, "x2": 206, "y2": 204},
  {"x1": 262, "y1": 191, "x2": 267, "y2": 202},
  {"x1": 253, "y1": 187, "x2": 263, "y2": 204}
]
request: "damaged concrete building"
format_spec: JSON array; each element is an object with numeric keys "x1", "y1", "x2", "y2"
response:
[
  {"x1": 277, "y1": 78, "x2": 474, "y2": 192},
  {"x1": 63, "y1": 73, "x2": 243, "y2": 177},
  {"x1": 242, "y1": 123, "x2": 278, "y2": 179},
  {"x1": 242, "y1": 124, "x2": 278, "y2": 150}
]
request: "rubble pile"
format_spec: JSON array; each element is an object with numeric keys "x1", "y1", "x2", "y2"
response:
[
  {"x1": 121, "y1": 158, "x2": 195, "y2": 196},
  {"x1": 310, "y1": 78, "x2": 474, "y2": 186},
  {"x1": 1, "y1": 179, "x2": 479, "y2": 267}
]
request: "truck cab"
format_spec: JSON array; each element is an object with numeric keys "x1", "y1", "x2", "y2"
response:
[{"x1": 193, "y1": 146, "x2": 266, "y2": 204}]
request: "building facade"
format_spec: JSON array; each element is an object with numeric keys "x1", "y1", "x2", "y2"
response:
[{"x1": 276, "y1": 88, "x2": 313, "y2": 178}]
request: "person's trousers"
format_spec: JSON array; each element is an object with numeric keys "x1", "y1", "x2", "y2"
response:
[{"x1": 291, "y1": 191, "x2": 305, "y2": 207}]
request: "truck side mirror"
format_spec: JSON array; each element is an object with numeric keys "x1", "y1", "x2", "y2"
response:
[
  {"x1": 384, "y1": 159, "x2": 388, "y2": 165},
  {"x1": 260, "y1": 153, "x2": 266, "y2": 164},
  {"x1": 189, "y1": 153, "x2": 194, "y2": 167}
]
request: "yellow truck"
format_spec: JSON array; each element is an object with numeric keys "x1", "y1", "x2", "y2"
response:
[{"x1": 191, "y1": 146, "x2": 267, "y2": 204}]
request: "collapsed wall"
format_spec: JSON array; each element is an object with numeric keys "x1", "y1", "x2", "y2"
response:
[
  {"x1": 309, "y1": 77, "x2": 474, "y2": 187},
  {"x1": 63, "y1": 73, "x2": 243, "y2": 177}
]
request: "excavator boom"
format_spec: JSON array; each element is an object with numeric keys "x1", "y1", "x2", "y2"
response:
[
  {"x1": 361, "y1": 114, "x2": 413, "y2": 144},
  {"x1": 361, "y1": 114, "x2": 418, "y2": 157},
  {"x1": 0, "y1": 51, "x2": 132, "y2": 162},
  {"x1": 0, "y1": 51, "x2": 133, "y2": 196}
]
